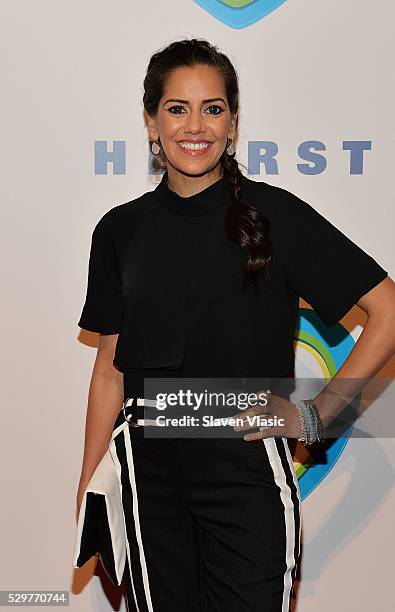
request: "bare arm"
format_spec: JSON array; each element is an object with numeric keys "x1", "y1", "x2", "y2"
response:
[
  {"x1": 313, "y1": 275, "x2": 395, "y2": 427},
  {"x1": 76, "y1": 333, "x2": 124, "y2": 518},
  {"x1": 235, "y1": 276, "x2": 395, "y2": 442}
]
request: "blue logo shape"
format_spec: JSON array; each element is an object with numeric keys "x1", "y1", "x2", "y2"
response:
[
  {"x1": 192, "y1": 0, "x2": 289, "y2": 29},
  {"x1": 295, "y1": 310, "x2": 359, "y2": 501}
]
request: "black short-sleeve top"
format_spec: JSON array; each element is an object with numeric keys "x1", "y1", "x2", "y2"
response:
[{"x1": 78, "y1": 170, "x2": 388, "y2": 386}]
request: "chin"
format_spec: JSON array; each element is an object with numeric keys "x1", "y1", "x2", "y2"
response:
[{"x1": 169, "y1": 158, "x2": 221, "y2": 177}]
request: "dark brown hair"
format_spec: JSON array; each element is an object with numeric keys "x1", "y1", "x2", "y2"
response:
[{"x1": 143, "y1": 38, "x2": 272, "y2": 293}]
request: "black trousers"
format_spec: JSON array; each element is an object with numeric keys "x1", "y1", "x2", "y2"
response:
[{"x1": 110, "y1": 406, "x2": 302, "y2": 612}]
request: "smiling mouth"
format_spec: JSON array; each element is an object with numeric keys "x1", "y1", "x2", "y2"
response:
[
  {"x1": 179, "y1": 141, "x2": 211, "y2": 149},
  {"x1": 177, "y1": 141, "x2": 213, "y2": 156}
]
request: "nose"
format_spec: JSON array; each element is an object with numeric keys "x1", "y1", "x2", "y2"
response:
[{"x1": 183, "y1": 107, "x2": 206, "y2": 135}]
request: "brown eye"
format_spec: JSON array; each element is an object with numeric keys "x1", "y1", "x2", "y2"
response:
[
  {"x1": 205, "y1": 105, "x2": 225, "y2": 115},
  {"x1": 167, "y1": 105, "x2": 186, "y2": 114}
]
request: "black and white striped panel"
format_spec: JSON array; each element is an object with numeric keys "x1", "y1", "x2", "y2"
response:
[
  {"x1": 262, "y1": 436, "x2": 302, "y2": 612},
  {"x1": 110, "y1": 426, "x2": 154, "y2": 612}
]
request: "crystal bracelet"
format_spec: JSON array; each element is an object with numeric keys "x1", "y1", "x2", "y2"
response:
[
  {"x1": 295, "y1": 399, "x2": 325, "y2": 445},
  {"x1": 309, "y1": 400, "x2": 325, "y2": 442},
  {"x1": 300, "y1": 401, "x2": 316, "y2": 440},
  {"x1": 298, "y1": 400, "x2": 324, "y2": 444},
  {"x1": 305, "y1": 400, "x2": 325, "y2": 443},
  {"x1": 295, "y1": 400, "x2": 315, "y2": 444}
]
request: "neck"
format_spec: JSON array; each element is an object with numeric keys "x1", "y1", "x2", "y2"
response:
[{"x1": 166, "y1": 166, "x2": 224, "y2": 198}]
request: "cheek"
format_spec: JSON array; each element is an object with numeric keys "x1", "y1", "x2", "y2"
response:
[
  {"x1": 157, "y1": 115, "x2": 178, "y2": 139},
  {"x1": 211, "y1": 119, "x2": 230, "y2": 140}
]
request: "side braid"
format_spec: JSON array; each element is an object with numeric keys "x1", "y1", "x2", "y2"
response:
[{"x1": 222, "y1": 153, "x2": 273, "y2": 294}]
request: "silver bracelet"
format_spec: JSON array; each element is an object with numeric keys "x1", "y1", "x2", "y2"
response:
[
  {"x1": 309, "y1": 400, "x2": 325, "y2": 442},
  {"x1": 301, "y1": 401, "x2": 316, "y2": 440},
  {"x1": 299, "y1": 400, "x2": 323, "y2": 444},
  {"x1": 306, "y1": 400, "x2": 325, "y2": 443},
  {"x1": 295, "y1": 399, "x2": 325, "y2": 445},
  {"x1": 296, "y1": 400, "x2": 314, "y2": 444},
  {"x1": 295, "y1": 401, "x2": 316, "y2": 445}
]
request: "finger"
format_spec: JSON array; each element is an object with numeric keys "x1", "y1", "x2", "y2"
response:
[
  {"x1": 233, "y1": 419, "x2": 261, "y2": 432},
  {"x1": 229, "y1": 401, "x2": 270, "y2": 421},
  {"x1": 229, "y1": 408, "x2": 258, "y2": 420},
  {"x1": 233, "y1": 413, "x2": 272, "y2": 431},
  {"x1": 243, "y1": 426, "x2": 282, "y2": 441}
]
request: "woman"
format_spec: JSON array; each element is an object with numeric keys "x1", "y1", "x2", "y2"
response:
[{"x1": 76, "y1": 39, "x2": 395, "y2": 611}]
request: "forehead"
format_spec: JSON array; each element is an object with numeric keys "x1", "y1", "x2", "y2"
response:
[{"x1": 162, "y1": 65, "x2": 226, "y2": 99}]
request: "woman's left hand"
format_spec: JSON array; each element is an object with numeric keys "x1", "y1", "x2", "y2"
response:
[{"x1": 230, "y1": 392, "x2": 302, "y2": 441}]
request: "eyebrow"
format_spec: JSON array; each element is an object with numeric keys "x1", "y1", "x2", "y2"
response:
[{"x1": 162, "y1": 97, "x2": 227, "y2": 106}]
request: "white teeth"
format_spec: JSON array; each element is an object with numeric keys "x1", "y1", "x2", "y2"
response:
[{"x1": 179, "y1": 142, "x2": 210, "y2": 150}]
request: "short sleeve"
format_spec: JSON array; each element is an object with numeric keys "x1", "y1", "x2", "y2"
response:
[
  {"x1": 78, "y1": 212, "x2": 122, "y2": 334},
  {"x1": 273, "y1": 188, "x2": 388, "y2": 327}
]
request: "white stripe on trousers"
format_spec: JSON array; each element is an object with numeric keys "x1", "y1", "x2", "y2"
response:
[
  {"x1": 110, "y1": 424, "x2": 154, "y2": 612},
  {"x1": 262, "y1": 436, "x2": 302, "y2": 612},
  {"x1": 123, "y1": 426, "x2": 154, "y2": 611},
  {"x1": 282, "y1": 436, "x2": 302, "y2": 568}
]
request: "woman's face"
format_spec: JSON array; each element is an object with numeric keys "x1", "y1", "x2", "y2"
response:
[{"x1": 147, "y1": 64, "x2": 237, "y2": 178}]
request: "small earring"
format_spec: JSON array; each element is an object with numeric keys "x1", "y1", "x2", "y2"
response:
[
  {"x1": 226, "y1": 140, "x2": 235, "y2": 156},
  {"x1": 151, "y1": 140, "x2": 161, "y2": 155}
]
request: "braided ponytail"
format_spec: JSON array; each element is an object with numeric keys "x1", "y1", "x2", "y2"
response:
[{"x1": 221, "y1": 147, "x2": 272, "y2": 294}]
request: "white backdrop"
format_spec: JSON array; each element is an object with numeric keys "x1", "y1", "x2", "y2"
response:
[{"x1": 0, "y1": 1, "x2": 394, "y2": 610}]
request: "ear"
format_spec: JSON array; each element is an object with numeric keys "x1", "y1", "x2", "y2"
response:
[
  {"x1": 145, "y1": 111, "x2": 158, "y2": 141},
  {"x1": 228, "y1": 112, "x2": 238, "y2": 141}
]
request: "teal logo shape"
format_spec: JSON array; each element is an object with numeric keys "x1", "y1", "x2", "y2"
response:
[
  {"x1": 295, "y1": 309, "x2": 358, "y2": 501},
  {"x1": 192, "y1": 0, "x2": 288, "y2": 29}
]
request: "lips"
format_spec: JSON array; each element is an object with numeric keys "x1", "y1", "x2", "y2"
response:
[
  {"x1": 177, "y1": 141, "x2": 213, "y2": 156},
  {"x1": 179, "y1": 141, "x2": 211, "y2": 148}
]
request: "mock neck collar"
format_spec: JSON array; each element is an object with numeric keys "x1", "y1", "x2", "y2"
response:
[{"x1": 154, "y1": 170, "x2": 230, "y2": 217}]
